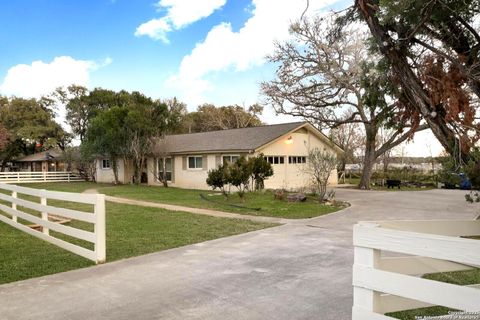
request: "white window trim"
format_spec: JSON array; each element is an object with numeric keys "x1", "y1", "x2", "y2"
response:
[
  {"x1": 187, "y1": 156, "x2": 203, "y2": 170},
  {"x1": 264, "y1": 155, "x2": 285, "y2": 165},
  {"x1": 101, "y1": 159, "x2": 111, "y2": 170}
]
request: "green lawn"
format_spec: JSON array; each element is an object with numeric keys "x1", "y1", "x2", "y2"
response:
[
  {"x1": 0, "y1": 186, "x2": 277, "y2": 284},
  {"x1": 24, "y1": 182, "x2": 344, "y2": 219},
  {"x1": 387, "y1": 244, "x2": 480, "y2": 319}
]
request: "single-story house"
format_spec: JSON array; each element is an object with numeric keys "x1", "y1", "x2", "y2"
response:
[
  {"x1": 96, "y1": 121, "x2": 344, "y2": 190},
  {"x1": 13, "y1": 149, "x2": 73, "y2": 172}
]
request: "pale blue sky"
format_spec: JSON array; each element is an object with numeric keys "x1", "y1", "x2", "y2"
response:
[{"x1": 0, "y1": 0, "x2": 442, "y2": 156}]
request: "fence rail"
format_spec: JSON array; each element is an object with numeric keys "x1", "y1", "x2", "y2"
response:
[
  {"x1": 0, "y1": 183, "x2": 105, "y2": 263},
  {"x1": 0, "y1": 171, "x2": 84, "y2": 183},
  {"x1": 352, "y1": 220, "x2": 480, "y2": 319}
]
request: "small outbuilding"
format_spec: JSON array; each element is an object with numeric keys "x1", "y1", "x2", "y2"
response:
[{"x1": 13, "y1": 149, "x2": 71, "y2": 172}]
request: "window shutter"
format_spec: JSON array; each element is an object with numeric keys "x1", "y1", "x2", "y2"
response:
[
  {"x1": 171, "y1": 157, "x2": 175, "y2": 183},
  {"x1": 182, "y1": 156, "x2": 187, "y2": 170},
  {"x1": 202, "y1": 155, "x2": 208, "y2": 170},
  {"x1": 154, "y1": 158, "x2": 158, "y2": 181},
  {"x1": 215, "y1": 155, "x2": 221, "y2": 167}
]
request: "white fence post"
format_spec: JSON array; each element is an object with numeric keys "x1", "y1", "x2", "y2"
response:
[
  {"x1": 11, "y1": 191, "x2": 17, "y2": 222},
  {"x1": 0, "y1": 171, "x2": 84, "y2": 183},
  {"x1": 352, "y1": 221, "x2": 480, "y2": 319},
  {"x1": 0, "y1": 184, "x2": 105, "y2": 262},
  {"x1": 40, "y1": 191, "x2": 49, "y2": 235},
  {"x1": 353, "y1": 246, "x2": 381, "y2": 317},
  {"x1": 94, "y1": 194, "x2": 106, "y2": 264}
]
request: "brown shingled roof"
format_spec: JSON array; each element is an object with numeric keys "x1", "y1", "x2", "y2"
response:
[
  {"x1": 154, "y1": 121, "x2": 331, "y2": 155},
  {"x1": 14, "y1": 149, "x2": 64, "y2": 162}
]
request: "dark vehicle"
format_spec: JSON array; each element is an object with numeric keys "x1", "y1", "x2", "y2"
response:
[
  {"x1": 386, "y1": 179, "x2": 401, "y2": 189},
  {"x1": 443, "y1": 172, "x2": 471, "y2": 190}
]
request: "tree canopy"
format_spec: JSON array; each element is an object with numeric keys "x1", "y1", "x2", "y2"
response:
[
  {"x1": 82, "y1": 90, "x2": 171, "y2": 184},
  {"x1": 0, "y1": 95, "x2": 68, "y2": 169},
  {"x1": 262, "y1": 16, "x2": 427, "y2": 188},
  {"x1": 180, "y1": 103, "x2": 263, "y2": 133},
  {"x1": 350, "y1": 0, "x2": 480, "y2": 164}
]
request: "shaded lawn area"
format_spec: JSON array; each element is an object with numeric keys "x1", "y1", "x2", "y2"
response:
[
  {"x1": 0, "y1": 198, "x2": 277, "y2": 285},
  {"x1": 25, "y1": 182, "x2": 343, "y2": 219}
]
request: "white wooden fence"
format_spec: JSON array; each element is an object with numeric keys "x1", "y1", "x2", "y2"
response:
[
  {"x1": 0, "y1": 171, "x2": 84, "y2": 183},
  {"x1": 352, "y1": 220, "x2": 480, "y2": 319},
  {"x1": 0, "y1": 183, "x2": 105, "y2": 263}
]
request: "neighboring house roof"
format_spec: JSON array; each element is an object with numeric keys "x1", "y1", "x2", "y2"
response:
[
  {"x1": 154, "y1": 121, "x2": 344, "y2": 155},
  {"x1": 14, "y1": 149, "x2": 72, "y2": 162}
]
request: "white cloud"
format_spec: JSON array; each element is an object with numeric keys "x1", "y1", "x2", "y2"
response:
[
  {"x1": 0, "y1": 56, "x2": 111, "y2": 98},
  {"x1": 135, "y1": 0, "x2": 226, "y2": 42},
  {"x1": 166, "y1": 0, "x2": 340, "y2": 108}
]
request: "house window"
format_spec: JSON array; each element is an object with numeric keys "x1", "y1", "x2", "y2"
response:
[
  {"x1": 288, "y1": 156, "x2": 306, "y2": 164},
  {"x1": 264, "y1": 156, "x2": 285, "y2": 165},
  {"x1": 188, "y1": 156, "x2": 203, "y2": 169},
  {"x1": 222, "y1": 155, "x2": 240, "y2": 164},
  {"x1": 101, "y1": 159, "x2": 111, "y2": 169},
  {"x1": 158, "y1": 158, "x2": 172, "y2": 181}
]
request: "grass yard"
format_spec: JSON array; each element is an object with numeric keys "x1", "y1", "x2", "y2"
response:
[
  {"x1": 387, "y1": 238, "x2": 480, "y2": 319},
  {"x1": 24, "y1": 182, "x2": 344, "y2": 219},
  {"x1": 0, "y1": 186, "x2": 277, "y2": 284}
]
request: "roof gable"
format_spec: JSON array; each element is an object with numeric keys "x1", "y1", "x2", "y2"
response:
[
  {"x1": 155, "y1": 122, "x2": 343, "y2": 155},
  {"x1": 155, "y1": 122, "x2": 306, "y2": 154}
]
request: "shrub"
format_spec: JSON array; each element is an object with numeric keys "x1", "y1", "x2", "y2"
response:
[
  {"x1": 206, "y1": 155, "x2": 275, "y2": 200},
  {"x1": 274, "y1": 189, "x2": 286, "y2": 201},
  {"x1": 305, "y1": 148, "x2": 338, "y2": 202},
  {"x1": 206, "y1": 162, "x2": 230, "y2": 196},
  {"x1": 228, "y1": 156, "x2": 251, "y2": 201},
  {"x1": 248, "y1": 153, "x2": 273, "y2": 191}
]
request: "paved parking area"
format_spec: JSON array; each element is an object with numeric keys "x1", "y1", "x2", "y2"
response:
[{"x1": 0, "y1": 189, "x2": 476, "y2": 320}]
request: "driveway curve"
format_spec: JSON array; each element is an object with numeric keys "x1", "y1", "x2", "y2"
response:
[{"x1": 0, "y1": 189, "x2": 477, "y2": 320}]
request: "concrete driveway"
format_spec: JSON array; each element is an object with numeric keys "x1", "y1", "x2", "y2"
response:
[{"x1": 0, "y1": 189, "x2": 477, "y2": 320}]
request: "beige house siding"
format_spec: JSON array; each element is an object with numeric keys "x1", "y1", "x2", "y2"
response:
[
  {"x1": 145, "y1": 127, "x2": 339, "y2": 190},
  {"x1": 256, "y1": 129, "x2": 338, "y2": 190},
  {"x1": 95, "y1": 158, "x2": 132, "y2": 184},
  {"x1": 95, "y1": 123, "x2": 341, "y2": 190},
  {"x1": 147, "y1": 155, "x2": 220, "y2": 189}
]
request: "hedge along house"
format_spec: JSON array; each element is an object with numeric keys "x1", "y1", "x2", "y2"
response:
[{"x1": 95, "y1": 122, "x2": 344, "y2": 190}]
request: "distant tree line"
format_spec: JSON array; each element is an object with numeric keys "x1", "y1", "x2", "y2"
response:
[{"x1": 0, "y1": 85, "x2": 264, "y2": 184}]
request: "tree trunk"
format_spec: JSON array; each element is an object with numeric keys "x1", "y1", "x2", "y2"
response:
[
  {"x1": 359, "y1": 128, "x2": 377, "y2": 190},
  {"x1": 318, "y1": 183, "x2": 327, "y2": 203},
  {"x1": 111, "y1": 158, "x2": 119, "y2": 185},
  {"x1": 134, "y1": 161, "x2": 141, "y2": 185},
  {"x1": 161, "y1": 157, "x2": 168, "y2": 187}
]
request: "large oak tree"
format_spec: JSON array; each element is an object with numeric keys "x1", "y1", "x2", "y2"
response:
[{"x1": 262, "y1": 17, "x2": 427, "y2": 188}]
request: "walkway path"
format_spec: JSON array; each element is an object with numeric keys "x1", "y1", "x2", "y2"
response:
[
  {"x1": 105, "y1": 194, "x2": 290, "y2": 224},
  {"x1": 0, "y1": 189, "x2": 477, "y2": 320},
  {"x1": 84, "y1": 188, "x2": 316, "y2": 224}
]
